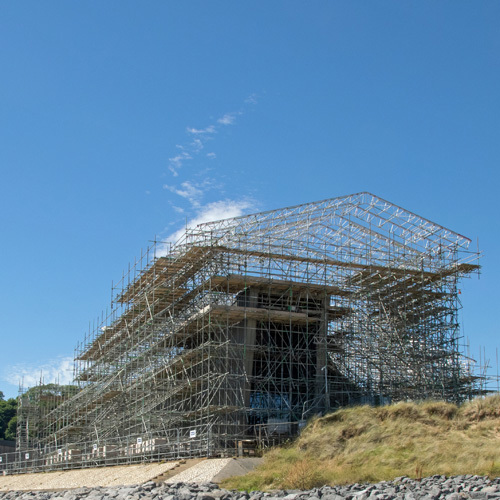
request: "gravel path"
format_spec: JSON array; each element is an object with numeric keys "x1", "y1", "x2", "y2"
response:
[
  {"x1": 165, "y1": 458, "x2": 233, "y2": 484},
  {"x1": 0, "y1": 462, "x2": 178, "y2": 491}
]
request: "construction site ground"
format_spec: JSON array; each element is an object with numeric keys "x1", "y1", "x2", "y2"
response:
[{"x1": 0, "y1": 457, "x2": 263, "y2": 492}]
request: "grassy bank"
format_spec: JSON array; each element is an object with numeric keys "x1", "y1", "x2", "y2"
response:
[{"x1": 222, "y1": 396, "x2": 500, "y2": 491}]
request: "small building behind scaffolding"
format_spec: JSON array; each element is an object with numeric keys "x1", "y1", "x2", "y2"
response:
[{"x1": 11, "y1": 192, "x2": 480, "y2": 472}]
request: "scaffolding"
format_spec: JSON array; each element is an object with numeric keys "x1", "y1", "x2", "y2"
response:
[{"x1": 11, "y1": 192, "x2": 482, "y2": 472}]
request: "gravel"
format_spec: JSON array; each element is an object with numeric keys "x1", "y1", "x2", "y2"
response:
[
  {"x1": 1, "y1": 474, "x2": 500, "y2": 500},
  {"x1": 0, "y1": 462, "x2": 179, "y2": 491},
  {"x1": 165, "y1": 459, "x2": 233, "y2": 484}
]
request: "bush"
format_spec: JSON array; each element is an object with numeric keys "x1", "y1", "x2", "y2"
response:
[{"x1": 284, "y1": 459, "x2": 327, "y2": 490}]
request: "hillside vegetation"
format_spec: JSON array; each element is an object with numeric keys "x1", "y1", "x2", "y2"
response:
[{"x1": 223, "y1": 396, "x2": 500, "y2": 491}]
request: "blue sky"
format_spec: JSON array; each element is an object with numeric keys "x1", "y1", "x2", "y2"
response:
[{"x1": 1, "y1": 1, "x2": 498, "y2": 399}]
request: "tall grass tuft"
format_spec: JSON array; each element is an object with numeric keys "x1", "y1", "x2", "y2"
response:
[{"x1": 222, "y1": 395, "x2": 500, "y2": 491}]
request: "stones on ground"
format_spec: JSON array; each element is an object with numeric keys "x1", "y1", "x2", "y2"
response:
[{"x1": 1, "y1": 475, "x2": 500, "y2": 500}]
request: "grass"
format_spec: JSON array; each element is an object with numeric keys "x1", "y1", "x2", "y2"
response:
[{"x1": 222, "y1": 395, "x2": 500, "y2": 491}]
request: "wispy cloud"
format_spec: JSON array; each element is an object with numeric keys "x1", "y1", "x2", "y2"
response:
[
  {"x1": 158, "y1": 199, "x2": 256, "y2": 252},
  {"x1": 164, "y1": 181, "x2": 205, "y2": 207},
  {"x1": 244, "y1": 93, "x2": 258, "y2": 105},
  {"x1": 166, "y1": 96, "x2": 259, "y2": 178},
  {"x1": 1, "y1": 356, "x2": 74, "y2": 390},
  {"x1": 160, "y1": 94, "x2": 260, "y2": 251},
  {"x1": 190, "y1": 138, "x2": 204, "y2": 152},
  {"x1": 168, "y1": 151, "x2": 192, "y2": 177},
  {"x1": 186, "y1": 125, "x2": 216, "y2": 135},
  {"x1": 217, "y1": 112, "x2": 239, "y2": 126}
]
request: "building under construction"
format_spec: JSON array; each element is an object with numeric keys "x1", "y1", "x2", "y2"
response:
[{"x1": 12, "y1": 192, "x2": 481, "y2": 471}]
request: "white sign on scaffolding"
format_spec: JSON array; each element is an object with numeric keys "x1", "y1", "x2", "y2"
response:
[{"x1": 189, "y1": 430, "x2": 196, "y2": 438}]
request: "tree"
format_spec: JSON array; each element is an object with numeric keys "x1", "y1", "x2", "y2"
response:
[
  {"x1": 21, "y1": 384, "x2": 78, "y2": 414},
  {"x1": 0, "y1": 398, "x2": 17, "y2": 440},
  {"x1": 0, "y1": 384, "x2": 78, "y2": 442},
  {"x1": 4, "y1": 416, "x2": 17, "y2": 441},
  {"x1": 23, "y1": 383, "x2": 78, "y2": 401}
]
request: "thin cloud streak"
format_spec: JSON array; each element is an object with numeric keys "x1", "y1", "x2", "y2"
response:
[
  {"x1": 217, "y1": 112, "x2": 239, "y2": 125},
  {"x1": 161, "y1": 94, "x2": 260, "y2": 255},
  {"x1": 244, "y1": 93, "x2": 258, "y2": 105},
  {"x1": 190, "y1": 138, "x2": 204, "y2": 152},
  {"x1": 168, "y1": 151, "x2": 192, "y2": 176},
  {"x1": 186, "y1": 125, "x2": 216, "y2": 135},
  {"x1": 167, "y1": 94, "x2": 259, "y2": 177},
  {"x1": 164, "y1": 181, "x2": 204, "y2": 207}
]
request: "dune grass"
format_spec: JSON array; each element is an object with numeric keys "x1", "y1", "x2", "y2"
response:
[{"x1": 222, "y1": 396, "x2": 500, "y2": 491}]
